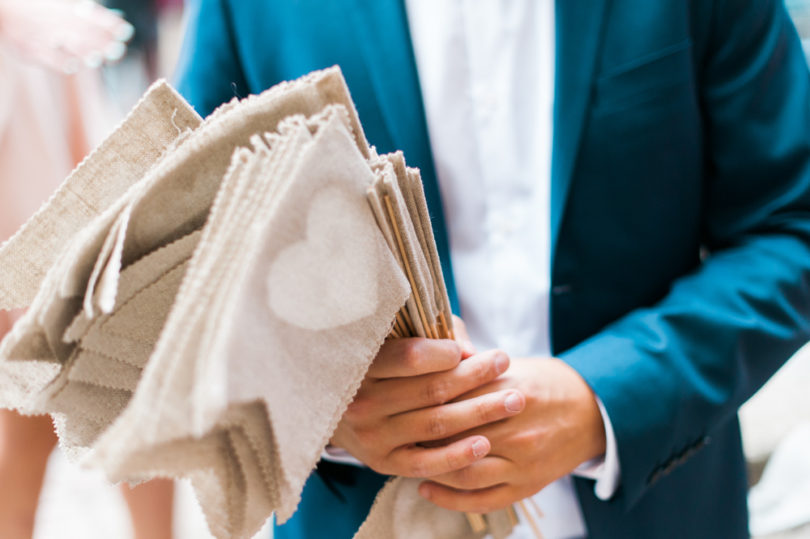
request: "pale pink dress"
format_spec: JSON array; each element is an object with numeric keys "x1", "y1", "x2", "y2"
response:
[{"x1": 0, "y1": 46, "x2": 112, "y2": 330}]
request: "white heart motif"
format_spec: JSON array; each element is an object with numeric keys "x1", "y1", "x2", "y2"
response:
[{"x1": 267, "y1": 185, "x2": 379, "y2": 330}]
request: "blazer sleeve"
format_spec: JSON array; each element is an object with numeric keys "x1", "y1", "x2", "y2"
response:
[
  {"x1": 173, "y1": 0, "x2": 250, "y2": 117},
  {"x1": 562, "y1": 0, "x2": 810, "y2": 509}
]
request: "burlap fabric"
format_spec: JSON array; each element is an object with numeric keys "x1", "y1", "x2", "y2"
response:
[
  {"x1": 0, "y1": 81, "x2": 201, "y2": 311},
  {"x1": 0, "y1": 67, "x2": 508, "y2": 539},
  {"x1": 89, "y1": 105, "x2": 410, "y2": 537},
  {"x1": 0, "y1": 80, "x2": 201, "y2": 411}
]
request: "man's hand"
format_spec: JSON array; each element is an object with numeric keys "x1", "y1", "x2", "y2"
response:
[
  {"x1": 418, "y1": 357, "x2": 607, "y2": 513},
  {"x1": 330, "y1": 338, "x2": 527, "y2": 478}
]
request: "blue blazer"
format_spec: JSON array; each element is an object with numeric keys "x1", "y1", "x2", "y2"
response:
[{"x1": 176, "y1": 1, "x2": 810, "y2": 537}]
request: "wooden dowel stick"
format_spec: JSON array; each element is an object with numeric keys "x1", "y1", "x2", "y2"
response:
[
  {"x1": 394, "y1": 315, "x2": 407, "y2": 338},
  {"x1": 528, "y1": 497, "x2": 544, "y2": 517},
  {"x1": 435, "y1": 318, "x2": 447, "y2": 339},
  {"x1": 518, "y1": 500, "x2": 543, "y2": 539},
  {"x1": 392, "y1": 313, "x2": 403, "y2": 335},
  {"x1": 438, "y1": 311, "x2": 454, "y2": 341},
  {"x1": 400, "y1": 307, "x2": 416, "y2": 335},
  {"x1": 506, "y1": 505, "x2": 519, "y2": 527},
  {"x1": 465, "y1": 513, "x2": 487, "y2": 533},
  {"x1": 384, "y1": 195, "x2": 433, "y2": 339},
  {"x1": 424, "y1": 317, "x2": 437, "y2": 340},
  {"x1": 396, "y1": 310, "x2": 413, "y2": 336}
]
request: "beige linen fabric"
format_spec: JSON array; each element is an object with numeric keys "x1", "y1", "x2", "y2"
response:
[
  {"x1": 34, "y1": 252, "x2": 192, "y2": 457},
  {"x1": 0, "y1": 80, "x2": 200, "y2": 410},
  {"x1": 356, "y1": 477, "x2": 488, "y2": 539},
  {"x1": 383, "y1": 152, "x2": 443, "y2": 318},
  {"x1": 64, "y1": 229, "x2": 202, "y2": 348},
  {"x1": 90, "y1": 105, "x2": 410, "y2": 539},
  {"x1": 0, "y1": 67, "x2": 494, "y2": 539},
  {"x1": 369, "y1": 161, "x2": 437, "y2": 337},
  {"x1": 357, "y1": 479, "x2": 517, "y2": 539},
  {"x1": 0, "y1": 80, "x2": 200, "y2": 310},
  {"x1": 406, "y1": 166, "x2": 453, "y2": 323}
]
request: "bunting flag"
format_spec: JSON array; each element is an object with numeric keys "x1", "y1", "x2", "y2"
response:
[{"x1": 0, "y1": 66, "x2": 515, "y2": 539}]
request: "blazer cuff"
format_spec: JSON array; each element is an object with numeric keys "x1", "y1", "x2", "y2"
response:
[{"x1": 572, "y1": 397, "x2": 621, "y2": 500}]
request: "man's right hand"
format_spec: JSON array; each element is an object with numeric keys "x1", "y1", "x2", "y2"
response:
[{"x1": 330, "y1": 338, "x2": 526, "y2": 478}]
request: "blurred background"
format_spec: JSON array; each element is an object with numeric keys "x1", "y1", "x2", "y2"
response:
[{"x1": 0, "y1": 1, "x2": 809, "y2": 538}]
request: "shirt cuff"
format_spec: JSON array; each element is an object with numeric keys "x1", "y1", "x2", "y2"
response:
[
  {"x1": 321, "y1": 446, "x2": 367, "y2": 468},
  {"x1": 572, "y1": 397, "x2": 621, "y2": 500}
]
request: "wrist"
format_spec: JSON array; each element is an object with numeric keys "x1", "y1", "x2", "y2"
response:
[{"x1": 557, "y1": 358, "x2": 607, "y2": 461}]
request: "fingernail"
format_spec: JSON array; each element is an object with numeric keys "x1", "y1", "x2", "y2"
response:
[
  {"x1": 472, "y1": 439, "x2": 488, "y2": 458},
  {"x1": 418, "y1": 483, "x2": 432, "y2": 499},
  {"x1": 495, "y1": 353, "x2": 509, "y2": 374},
  {"x1": 505, "y1": 392, "x2": 524, "y2": 413},
  {"x1": 105, "y1": 42, "x2": 126, "y2": 62},
  {"x1": 116, "y1": 22, "x2": 135, "y2": 42},
  {"x1": 84, "y1": 52, "x2": 103, "y2": 69}
]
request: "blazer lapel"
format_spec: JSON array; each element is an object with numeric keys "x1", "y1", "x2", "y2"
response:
[
  {"x1": 551, "y1": 0, "x2": 611, "y2": 260},
  {"x1": 348, "y1": 0, "x2": 612, "y2": 309},
  {"x1": 347, "y1": 0, "x2": 430, "y2": 166},
  {"x1": 347, "y1": 0, "x2": 459, "y2": 312}
]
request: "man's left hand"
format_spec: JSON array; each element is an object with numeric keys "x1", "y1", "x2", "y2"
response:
[{"x1": 417, "y1": 356, "x2": 607, "y2": 514}]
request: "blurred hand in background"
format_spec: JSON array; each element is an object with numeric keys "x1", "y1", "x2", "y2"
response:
[{"x1": 0, "y1": 0, "x2": 133, "y2": 73}]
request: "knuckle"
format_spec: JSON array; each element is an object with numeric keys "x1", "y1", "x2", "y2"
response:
[
  {"x1": 444, "y1": 449, "x2": 465, "y2": 472},
  {"x1": 445, "y1": 340, "x2": 462, "y2": 364},
  {"x1": 424, "y1": 378, "x2": 452, "y2": 405},
  {"x1": 402, "y1": 340, "x2": 425, "y2": 371},
  {"x1": 470, "y1": 358, "x2": 492, "y2": 384},
  {"x1": 341, "y1": 407, "x2": 360, "y2": 427},
  {"x1": 353, "y1": 426, "x2": 378, "y2": 448},
  {"x1": 475, "y1": 399, "x2": 492, "y2": 424},
  {"x1": 427, "y1": 410, "x2": 448, "y2": 437},
  {"x1": 344, "y1": 396, "x2": 371, "y2": 423},
  {"x1": 408, "y1": 458, "x2": 430, "y2": 478},
  {"x1": 514, "y1": 428, "x2": 540, "y2": 448}
]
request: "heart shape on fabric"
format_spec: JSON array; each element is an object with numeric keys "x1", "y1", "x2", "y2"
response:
[{"x1": 267, "y1": 185, "x2": 379, "y2": 330}]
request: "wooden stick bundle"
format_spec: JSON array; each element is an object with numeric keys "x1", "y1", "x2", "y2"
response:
[
  {"x1": 366, "y1": 153, "x2": 453, "y2": 341},
  {"x1": 366, "y1": 153, "x2": 541, "y2": 539}
]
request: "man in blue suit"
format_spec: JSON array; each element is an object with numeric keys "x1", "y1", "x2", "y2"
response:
[{"x1": 176, "y1": 1, "x2": 810, "y2": 537}]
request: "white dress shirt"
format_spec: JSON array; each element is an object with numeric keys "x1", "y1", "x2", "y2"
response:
[
  {"x1": 324, "y1": 1, "x2": 620, "y2": 536},
  {"x1": 404, "y1": 0, "x2": 619, "y2": 536}
]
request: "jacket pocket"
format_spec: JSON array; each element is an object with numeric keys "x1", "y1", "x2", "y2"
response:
[{"x1": 592, "y1": 39, "x2": 694, "y2": 114}]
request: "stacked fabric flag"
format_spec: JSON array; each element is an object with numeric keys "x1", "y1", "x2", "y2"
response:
[{"x1": 0, "y1": 67, "x2": 513, "y2": 539}]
